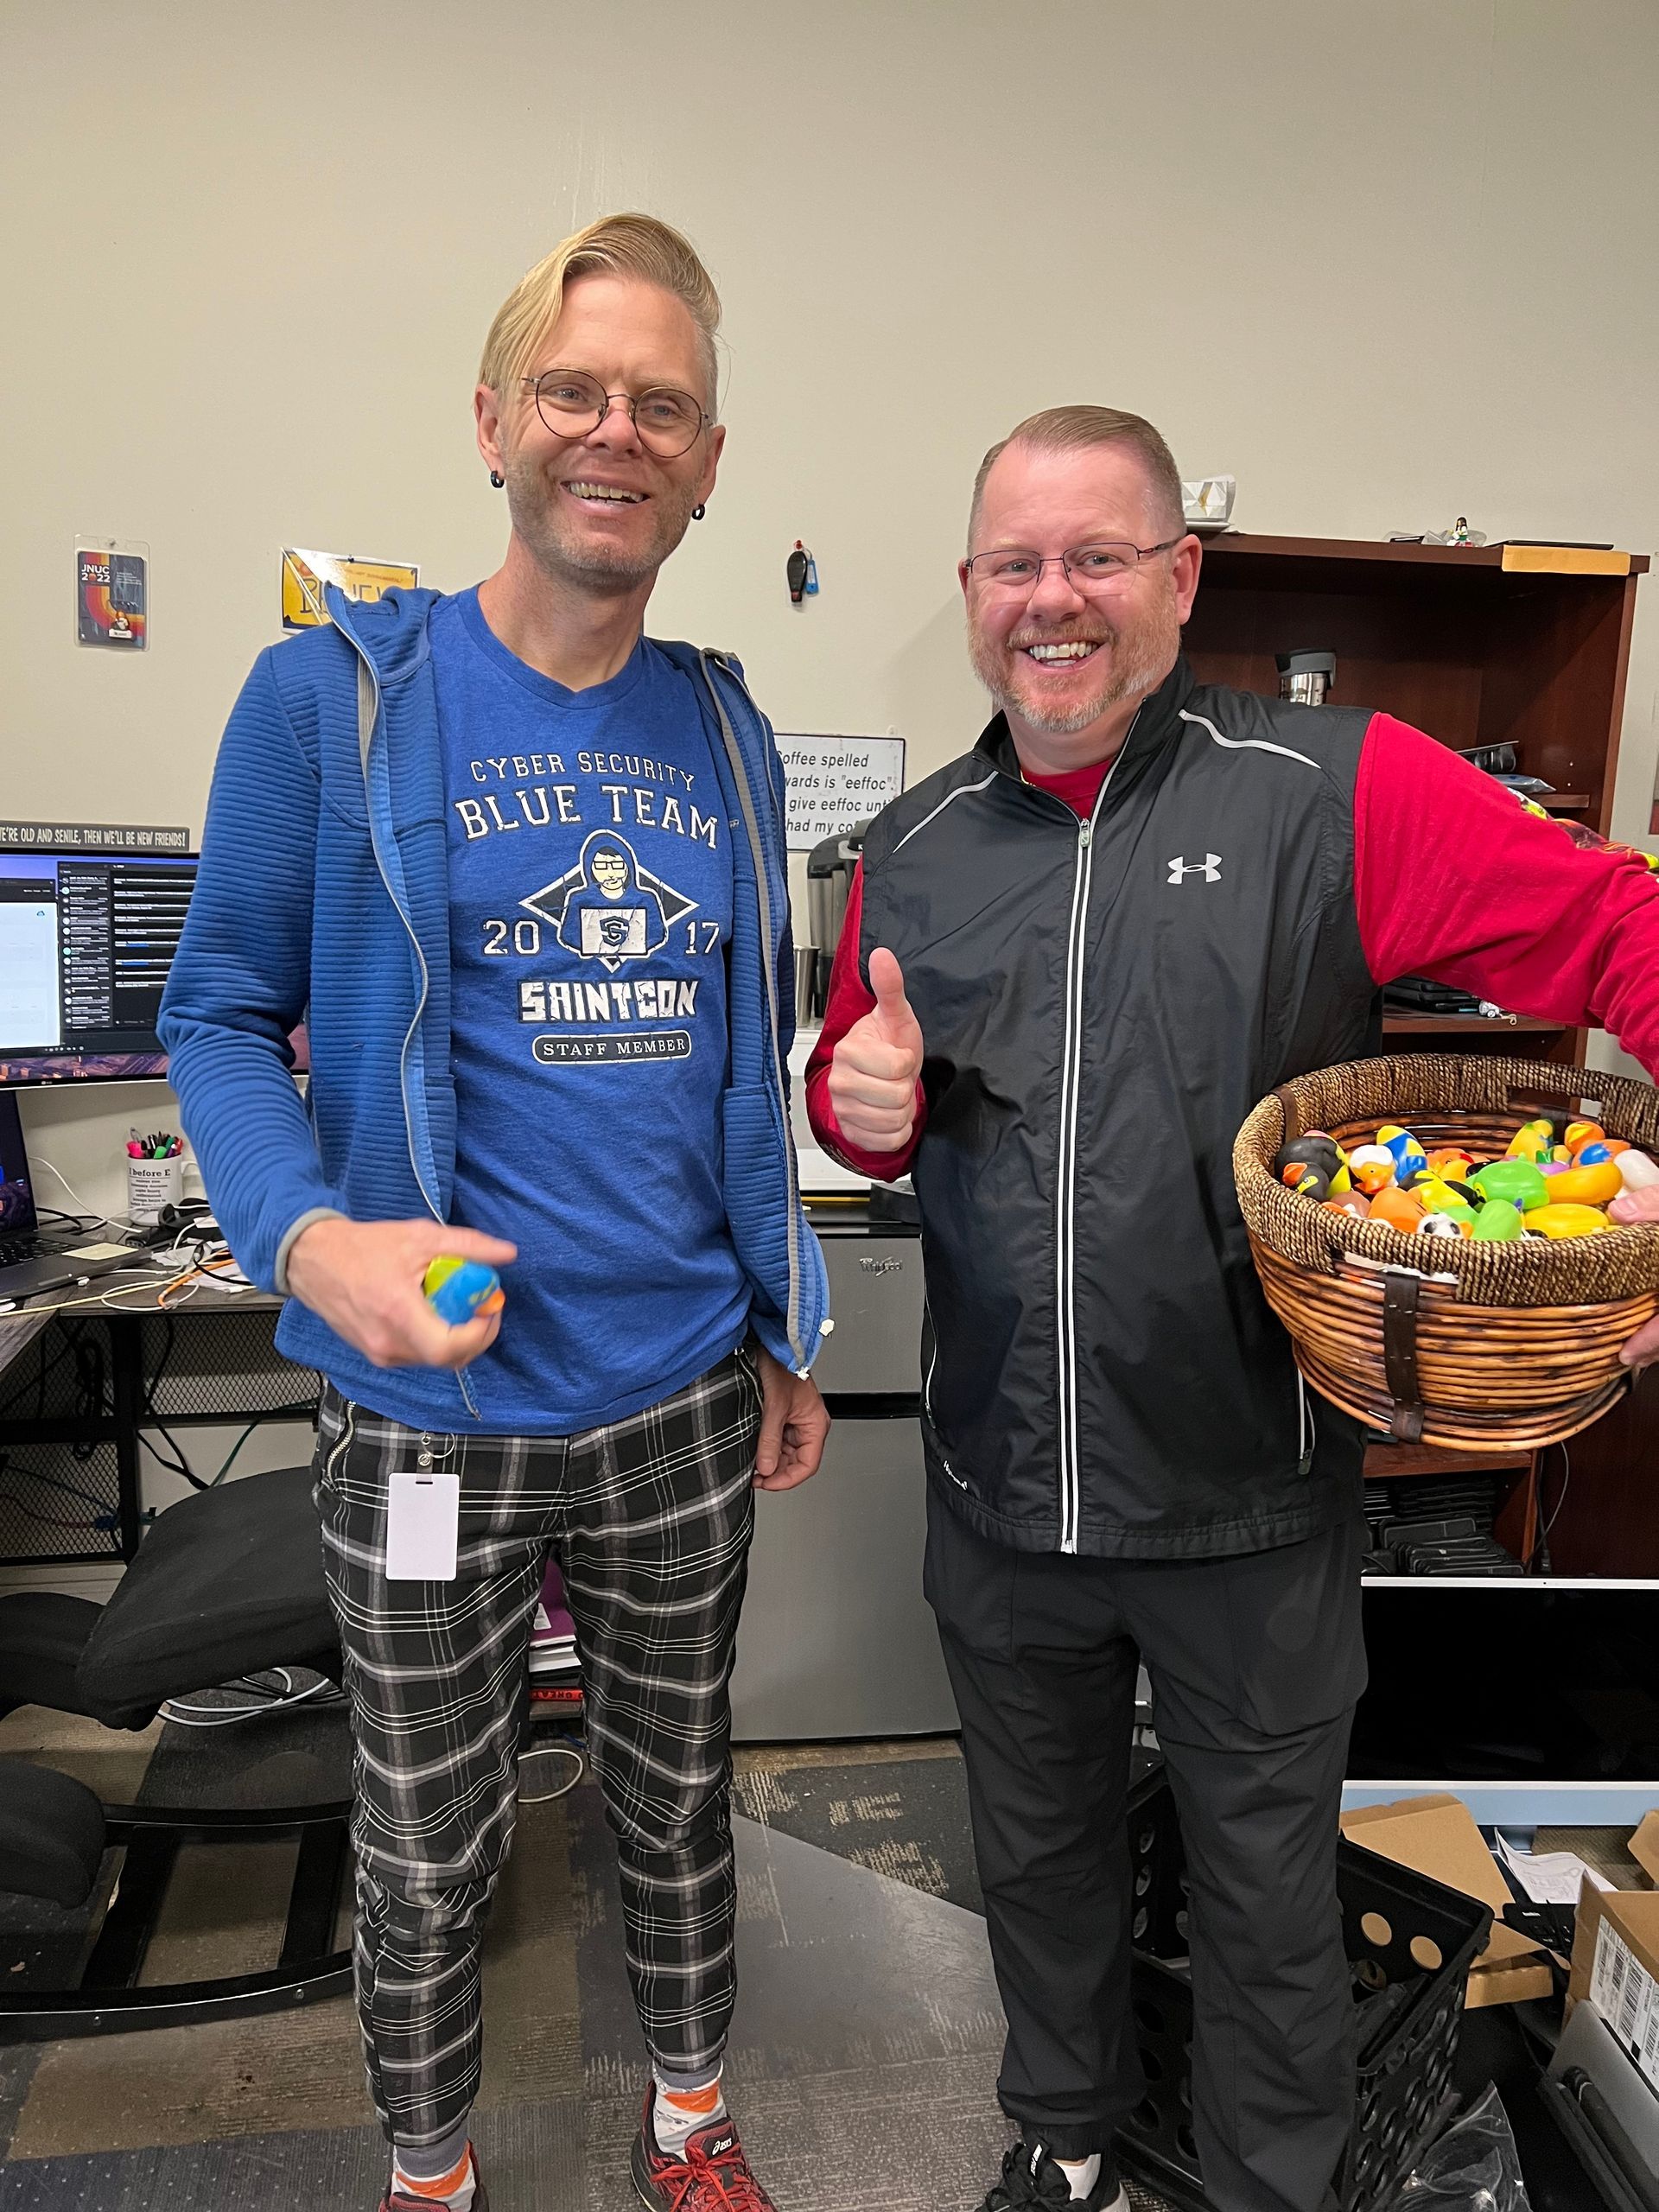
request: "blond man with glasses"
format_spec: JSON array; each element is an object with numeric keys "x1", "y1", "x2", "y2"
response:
[{"x1": 162, "y1": 215, "x2": 830, "y2": 2212}]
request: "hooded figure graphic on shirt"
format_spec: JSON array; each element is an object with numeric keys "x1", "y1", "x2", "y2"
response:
[{"x1": 554, "y1": 831, "x2": 671, "y2": 963}]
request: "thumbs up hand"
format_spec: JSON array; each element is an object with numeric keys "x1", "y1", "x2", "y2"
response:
[{"x1": 828, "y1": 947, "x2": 925, "y2": 1154}]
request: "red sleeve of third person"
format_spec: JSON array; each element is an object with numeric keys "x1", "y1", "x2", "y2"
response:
[
  {"x1": 1354, "y1": 713, "x2": 1659, "y2": 1077},
  {"x1": 804, "y1": 861, "x2": 928, "y2": 1182}
]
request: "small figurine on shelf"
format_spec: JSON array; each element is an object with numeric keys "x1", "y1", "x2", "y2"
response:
[
  {"x1": 1427, "y1": 516, "x2": 1487, "y2": 547},
  {"x1": 1449, "y1": 516, "x2": 1474, "y2": 544}
]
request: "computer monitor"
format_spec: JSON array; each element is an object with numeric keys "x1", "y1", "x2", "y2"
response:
[{"x1": 0, "y1": 849, "x2": 197, "y2": 1084}]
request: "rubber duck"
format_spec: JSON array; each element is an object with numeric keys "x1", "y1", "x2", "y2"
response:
[
  {"x1": 1522, "y1": 1202, "x2": 1611, "y2": 1238},
  {"x1": 1471, "y1": 1199, "x2": 1524, "y2": 1242},
  {"x1": 1505, "y1": 1119, "x2": 1554, "y2": 1163},
  {"x1": 1378, "y1": 1123, "x2": 1428, "y2": 1178},
  {"x1": 1542, "y1": 1160, "x2": 1624, "y2": 1207},
  {"x1": 1282, "y1": 1161, "x2": 1332, "y2": 1202},
  {"x1": 1370, "y1": 1184, "x2": 1427, "y2": 1233},
  {"x1": 1348, "y1": 1144, "x2": 1397, "y2": 1195},
  {"x1": 1471, "y1": 1159, "x2": 1550, "y2": 1211}
]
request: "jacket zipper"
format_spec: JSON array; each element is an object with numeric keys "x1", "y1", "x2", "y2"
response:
[
  {"x1": 1053, "y1": 758, "x2": 1121, "y2": 1554},
  {"x1": 339, "y1": 609, "x2": 480, "y2": 1422},
  {"x1": 698, "y1": 652, "x2": 810, "y2": 1372}
]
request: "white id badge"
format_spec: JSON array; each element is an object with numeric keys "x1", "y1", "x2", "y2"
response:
[{"x1": 385, "y1": 1471, "x2": 461, "y2": 1580}]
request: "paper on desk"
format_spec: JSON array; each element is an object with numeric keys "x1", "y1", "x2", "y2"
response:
[
  {"x1": 185, "y1": 1242, "x2": 253, "y2": 1291},
  {"x1": 1495, "y1": 1832, "x2": 1612, "y2": 1905}
]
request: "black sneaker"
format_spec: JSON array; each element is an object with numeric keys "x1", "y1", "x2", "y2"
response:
[{"x1": 975, "y1": 2139, "x2": 1126, "y2": 2212}]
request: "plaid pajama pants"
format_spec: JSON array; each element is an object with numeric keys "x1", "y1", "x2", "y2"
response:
[{"x1": 313, "y1": 1346, "x2": 762, "y2": 2152}]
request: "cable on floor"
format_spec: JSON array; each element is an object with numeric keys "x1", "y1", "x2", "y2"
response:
[
  {"x1": 159, "y1": 1666, "x2": 345, "y2": 1728},
  {"x1": 518, "y1": 1740, "x2": 585, "y2": 1803}
]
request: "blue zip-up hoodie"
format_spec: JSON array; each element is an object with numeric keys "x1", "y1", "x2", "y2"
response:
[{"x1": 159, "y1": 585, "x2": 829, "y2": 1421}]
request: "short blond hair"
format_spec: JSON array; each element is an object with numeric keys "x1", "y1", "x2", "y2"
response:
[
  {"x1": 479, "y1": 213, "x2": 722, "y2": 413},
  {"x1": 969, "y1": 404, "x2": 1184, "y2": 549}
]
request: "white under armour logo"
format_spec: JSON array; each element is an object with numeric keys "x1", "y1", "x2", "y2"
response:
[{"x1": 1167, "y1": 853, "x2": 1222, "y2": 885}]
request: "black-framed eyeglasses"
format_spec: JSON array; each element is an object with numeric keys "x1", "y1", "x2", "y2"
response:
[
  {"x1": 963, "y1": 537, "x2": 1185, "y2": 595},
  {"x1": 519, "y1": 367, "x2": 709, "y2": 458}
]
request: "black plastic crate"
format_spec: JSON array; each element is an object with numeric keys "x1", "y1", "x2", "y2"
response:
[{"x1": 1116, "y1": 1775, "x2": 1492, "y2": 2212}]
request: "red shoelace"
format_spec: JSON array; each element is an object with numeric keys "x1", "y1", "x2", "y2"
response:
[{"x1": 649, "y1": 2133, "x2": 773, "y2": 2212}]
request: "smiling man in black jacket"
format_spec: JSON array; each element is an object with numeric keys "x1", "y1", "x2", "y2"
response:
[{"x1": 807, "y1": 404, "x2": 1659, "y2": 2212}]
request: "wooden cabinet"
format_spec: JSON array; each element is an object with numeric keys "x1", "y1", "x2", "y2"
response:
[
  {"x1": 1185, "y1": 536, "x2": 1658, "y2": 1817},
  {"x1": 1183, "y1": 533, "x2": 1645, "y2": 836},
  {"x1": 1184, "y1": 532, "x2": 1649, "y2": 1070}
]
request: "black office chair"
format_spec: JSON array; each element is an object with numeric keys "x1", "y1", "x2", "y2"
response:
[{"x1": 0, "y1": 1464, "x2": 353, "y2": 2038}]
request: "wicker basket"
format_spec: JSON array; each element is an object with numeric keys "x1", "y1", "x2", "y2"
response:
[{"x1": 1235, "y1": 1055, "x2": 1659, "y2": 1451}]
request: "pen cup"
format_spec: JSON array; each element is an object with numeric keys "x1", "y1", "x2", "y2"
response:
[{"x1": 129, "y1": 1153, "x2": 184, "y2": 1225}]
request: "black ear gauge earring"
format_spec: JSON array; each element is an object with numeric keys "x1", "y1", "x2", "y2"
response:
[
  {"x1": 691, "y1": 504, "x2": 707, "y2": 521},
  {"x1": 489, "y1": 471, "x2": 505, "y2": 488}
]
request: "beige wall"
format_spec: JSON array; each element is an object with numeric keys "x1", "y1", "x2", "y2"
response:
[{"x1": 3, "y1": 0, "x2": 1657, "y2": 1192}]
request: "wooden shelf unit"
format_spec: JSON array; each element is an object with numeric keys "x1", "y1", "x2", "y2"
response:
[
  {"x1": 1184, "y1": 534, "x2": 1650, "y2": 1069},
  {"x1": 1183, "y1": 533, "x2": 1648, "y2": 842},
  {"x1": 1186, "y1": 538, "x2": 1657, "y2": 1812}
]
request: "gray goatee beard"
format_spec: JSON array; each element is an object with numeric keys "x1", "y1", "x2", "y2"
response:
[{"x1": 969, "y1": 603, "x2": 1179, "y2": 734}]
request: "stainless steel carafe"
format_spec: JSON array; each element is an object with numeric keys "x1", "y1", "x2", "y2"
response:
[{"x1": 1275, "y1": 649, "x2": 1337, "y2": 706}]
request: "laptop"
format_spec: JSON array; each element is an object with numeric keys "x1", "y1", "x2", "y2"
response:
[{"x1": 0, "y1": 1090, "x2": 135, "y2": 1301}]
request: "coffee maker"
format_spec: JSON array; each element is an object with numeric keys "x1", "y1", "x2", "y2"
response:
[{"x1": 803, "y1": 825, "x2": 869, "y2": 1022}]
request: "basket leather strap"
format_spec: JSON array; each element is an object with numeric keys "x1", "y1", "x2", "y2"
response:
[
  {"x1": 1382, "y1": 1270, "x2": 1426, "y2": 1444},
  {"x1": 1273, "y1": 1084, "x2": 1303, "y2": 1144}
]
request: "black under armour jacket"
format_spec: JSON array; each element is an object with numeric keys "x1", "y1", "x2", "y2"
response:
[{"x1": 816, "y1": 655, "x2": 1380, "y2": 1559}]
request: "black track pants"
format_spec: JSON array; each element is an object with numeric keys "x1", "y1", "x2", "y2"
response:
[{"x1": 925, "y1": 1497, "x2": 1368, "y2": 2212}]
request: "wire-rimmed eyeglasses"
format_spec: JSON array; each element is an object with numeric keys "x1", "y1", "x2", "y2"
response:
[
  {"x1": 964, "y1": 537, "x2": 1185, "y2": 595},
  {"x1": 519, "y1": 367, "x2": 709, "y2": 458}
]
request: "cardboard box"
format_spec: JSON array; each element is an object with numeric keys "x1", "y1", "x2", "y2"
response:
[
  {"x1": 1341, "y1": 1794, "x2": 1555, "y2": 2007},
  {"x1": 1569, "y1": 1884, "x2": 1659, "y2": 2093}
]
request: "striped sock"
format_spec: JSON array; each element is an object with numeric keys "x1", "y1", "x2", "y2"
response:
[
  {"x1": 652, "y1": 2069, "x2": 727, "y2": 2156},
  {"x1": 391, "y1": 2143, "x2": 477, "y2": 2209}
]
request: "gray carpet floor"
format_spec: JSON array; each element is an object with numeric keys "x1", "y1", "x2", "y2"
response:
[
  {"x1": 0, "y1": 1786, "x2": 1171, "y2": 2210},
  {"x1": 0, "y1": 1700, "x2": 1163, "y2": 2209}
]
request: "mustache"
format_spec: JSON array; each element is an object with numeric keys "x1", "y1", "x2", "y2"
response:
[{"x1": 1007, "y1": 627, "x2": 1114, "y2": 650}]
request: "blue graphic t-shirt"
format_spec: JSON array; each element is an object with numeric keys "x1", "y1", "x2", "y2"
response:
[{"x1": 428, "y1": 588, "x2": 749, "y2": 1433}]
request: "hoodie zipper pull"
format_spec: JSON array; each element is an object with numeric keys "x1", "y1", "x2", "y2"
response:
[{"x1": 1078, "y1": 822, "x2": 1093, "y2": 849}]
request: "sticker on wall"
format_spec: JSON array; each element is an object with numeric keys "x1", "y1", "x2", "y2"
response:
[
  {"x1": 281, "y1": 546, "x2": 420, "y2": 630},
  {"x1": 77, "y1": 538, "x2": 149, "y2": 648}
]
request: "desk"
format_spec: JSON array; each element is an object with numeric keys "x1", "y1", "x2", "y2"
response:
[{"x1": 0, "y1": 1276, "x2": 309, "y2": 1567}]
